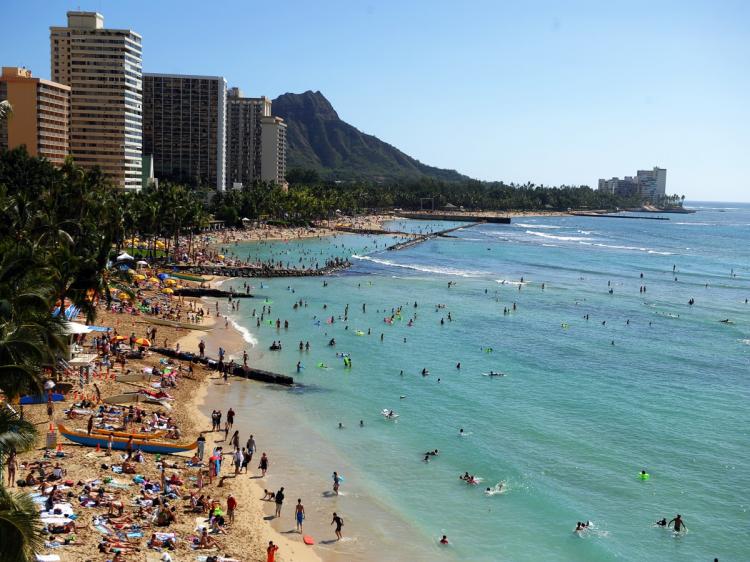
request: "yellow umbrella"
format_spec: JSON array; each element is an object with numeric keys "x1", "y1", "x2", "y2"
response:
[
  {"x1": 165, "y1": 278, "x2": 177, "y2": 285},
  {"x1": 134, "y1": 274, "x2": 146, "y2": 281},
  {"x1": 174, "y1": 285, "x2": 184, "y2": 290},
  {"x1": 118, "y1": 292, "x2": 131, "y2": 300},
  {"x1": 149, "y1": 277, "x2": 159, "y2": 283},
  {"x1": 127, "y1": 269, "x2": 137, "y2": 276},
  {"x1": 217, "y1": 254, "x2": 225, "y2": 260},
  {"x1": 162, "y1": 288, "x2": 174, "y2": 294},
  {"x1": 155, "y1": 241, "x2": 166, "y2": 249}
]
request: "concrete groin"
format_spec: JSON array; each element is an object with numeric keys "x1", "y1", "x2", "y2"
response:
[
  {"x1": 387, "y1": 222, "x2": 483, "y2": 251},
  {"x1": 151, "y1": 347, "x2": 294, "y2": 386},
  {"x1": 570, "y1": 212, "x2": 669, "y2": 221},
  {"x1": 165, "y1": 263, "x2": 351, "y2": 278},
  {"x1": 172, "y1": 288, "x2": 254, "y2": 298}
]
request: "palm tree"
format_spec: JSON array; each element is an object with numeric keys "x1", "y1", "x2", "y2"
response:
[{"x1": 0, "y1": 485, "x2": 44, "y2": 562}]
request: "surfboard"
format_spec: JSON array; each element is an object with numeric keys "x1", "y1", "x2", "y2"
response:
[{"x1": 303, "y1": 535, "x2": 315, "y2": 545}]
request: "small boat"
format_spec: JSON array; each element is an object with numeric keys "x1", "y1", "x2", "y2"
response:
[
  {"x1": 20, "y1": 393, "x2": 65, "y2": 405},
  {"x1": 90, "y1": 427, "x2": 167, "y2": 440},
  {"x1": 58, "y1": 424, "x2": 196, "y2": 454},
  {"x1": 104, "y1": 391, "x2": 173, "y2": 408}
]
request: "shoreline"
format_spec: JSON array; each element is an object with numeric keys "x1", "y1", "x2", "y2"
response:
[{"x1": 176, "y1": 296, "x2": 323, "y2": 562}]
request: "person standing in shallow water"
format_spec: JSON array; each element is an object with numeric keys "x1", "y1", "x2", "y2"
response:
[
  {"x1": 331, "y1": 512, "x2": 344, "y2": 540},
  {"x1": 668, "y1": 514, "x2": 687, "y2": 532}
]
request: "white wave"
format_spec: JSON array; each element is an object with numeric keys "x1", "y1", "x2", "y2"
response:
[
  {"x1": 495, "y1": 279, "x2": 528, "y2": 286},
  {"x1": 526, "y1": 230, "x2": 593, "y2": 242},
  {"x1": 352, "y1": 255, "x2": 485, "y2": 278},
  {"x1": 578, "y1": 241, "x2": 673, "y2": 255},
  {"x1": 229, "y1": 317, "x2": 258, "y2": 346},
  {"x1": 740, "y1": 339, "x2": 750, "y2": 346},
  {"x1": 674, "y1": 222, "x2": 714, "y2": 226},
  {"x1": 513, "y1": 223, "x2": 561, "y2": 229}
]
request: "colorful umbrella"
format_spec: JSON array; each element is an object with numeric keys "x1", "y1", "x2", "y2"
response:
[
  {"x1": 134, "y1": 337, "x2": 151, "y2": 347},
  {"x1": 162, "y1": 288, "x2": 174, "y2": 294}
]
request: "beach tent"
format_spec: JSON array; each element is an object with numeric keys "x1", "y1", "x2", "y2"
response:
[{"x1": 116, "y1": 252, "x2": 134, "y2": 261}]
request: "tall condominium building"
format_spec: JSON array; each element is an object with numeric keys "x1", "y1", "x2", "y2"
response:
[
  {"x1": 0, "y1": 67, "x2": 70, "y2": 165},
  {"x1": 50, "y1": 11, "x2": 143, "y2": 190},
  {"x1": 598, "y1": 166, "x2": 666, "y2": 201},
  {"x1": 143, "y1": 74, "x2": 227, "y2": 190},
  {"x1": 260, "y1": 115, "x2": 288, "y2": 187},
  {"x1": 636, "y1": 167, "x2": 667, "y2": 200},
  {"x1": 226, "y1": 87, "x2": 271, "y2": 188}
]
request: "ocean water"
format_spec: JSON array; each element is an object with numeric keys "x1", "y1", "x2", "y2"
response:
[{"x1": 208, "y1": 203, "x2": 750, "y2": 562}]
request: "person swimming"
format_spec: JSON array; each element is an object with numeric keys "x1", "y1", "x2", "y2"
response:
[
  {"x1": 574, "y1": 521, "x2": 590, "y2": 533},
  {"x1": 656, "y1": 518, "x2": 667, "y2": 527}
]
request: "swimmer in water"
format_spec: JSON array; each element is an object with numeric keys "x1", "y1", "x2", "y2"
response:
[
  {"x1": 338, "y1": 422, "x2": 343, "y2": 429},
  {"x1": 459, "y1": 428, "x2": 464, "y2": 436},
  {"x1": 668, "y1": 514, "x2": 687, "y2": 532},
  {"x1": 359, "y1": 420, "x2": 364, "y2": 427},
  {"x1": 656, "y1": 518, "x2": 667, "y2": 527},
  {"x1": 574, "y1": 521, "x2": 590, "y2": 533},
  {"x1": 440, "y1": 535, "x2": 449, "y2": 545}
]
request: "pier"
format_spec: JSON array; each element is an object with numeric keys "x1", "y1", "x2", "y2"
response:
[{"x1": 151, "y1": 347, "x2": 295, "y2": 386}]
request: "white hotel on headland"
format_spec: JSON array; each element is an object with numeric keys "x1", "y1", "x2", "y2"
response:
[{"x1": 598, "y1": 167, "x2": 666, "y2": 200}]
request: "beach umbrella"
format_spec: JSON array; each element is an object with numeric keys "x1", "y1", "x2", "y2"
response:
[
  {"x1": 111, "y1": 335, "x2": 127, "y2": 342},
  {"x1": 116, "y1": 252, "x2": 135, "y2": 261},
  {"x1": 165, "y1": 278, "x2": 177, "y2": 285},
  {"x1": 134, "y1": 274, "x2": 146, "y2": 281},
  {"x1": 217, "y1": 254, "x2": 225, "y2": 260},
  {"x1": 155, "y1": 241, "x2": 166, "y2": 249},
  {"x1": 44, "y1": 380, "x2": 56, "y2": 390},
  {"x1": 126, "y1": 269, "x2": 137, "y2": 276},
  {"x1": 149, "y1": 277, "x2": 160, "y2": 283},
  {"x1": 134, "y1": 337, "x2": 151, "y2": 347},
  {"x1": 162, "y1": 288, "x2": 174, "y2": 294},
  {"x1": 174, "y1": 285, "x2": 184, "y2": 290},
  {"x1": 157, "y1": 273, "x2": 169, "y2": 280},
  {"x1": 118, "y1": 292, "x2": 131, "y2": 300}
]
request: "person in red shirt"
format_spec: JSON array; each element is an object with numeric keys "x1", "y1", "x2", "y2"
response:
[
  {"x1": 267, "y1": 540, "x2": 279, "y2": 562},
  {"x1": 226, "y1": 494, "x2": 237, "y2": 524}
]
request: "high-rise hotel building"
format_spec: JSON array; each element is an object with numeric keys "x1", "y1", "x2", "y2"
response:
[
  {"x1": 260, "y1": 115, "x2": 287, "y2": 187},
  {"x1": 226, "y1": 87, "x2": 270, "y2": 188},
  {"x1": 143, "y1": 74, "x2": 227, "y2": 190},
  {"x1": 0, "y1": 67, "x2": 70, "y2": 165},
  {"x1": 50, "y1": 11, "x2": 143, "y2": 190}
]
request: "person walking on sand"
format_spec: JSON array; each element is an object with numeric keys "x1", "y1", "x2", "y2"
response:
[
  {"x1": 266, "y1": 541, "x2": 279, "y2": 562},
  {"x1": 197, "y1": 432, "x2": 206, "y2": 461},
  {"x1": 6, "y1": 450, "x2": 17, "y2": 487},
  {"x1": 246, "y1": 434, "x2": 256, "y2": 463},
  {"x1": 295, "y1": 499, "x2": 305, "y2": 532},
  {"x1": 331, "y1": 512, "x2": 344, "y2": 540},
  {"x1": 259, "y1": 452, "x2": 269, "y2": 477},
  {"x1": 333, "y1": 471, "x2": 341, "y2": 495},
  {"x1": 274, "y1": 487, "x2": 285, "y2": 518},
  {"x1": 227, "y1": 494, "x2": 237, "y2": 524}
]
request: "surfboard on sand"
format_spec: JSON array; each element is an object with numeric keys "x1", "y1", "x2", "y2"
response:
[{"x1": 303, "y1": 535, "x2": 315, "y2": 545}]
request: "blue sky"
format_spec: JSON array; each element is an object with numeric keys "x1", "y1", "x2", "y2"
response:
[{"x1": 3, "y1": 0, "x2": 749, "y2": 201}]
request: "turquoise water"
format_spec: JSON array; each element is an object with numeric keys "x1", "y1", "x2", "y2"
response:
[{"x1": 212, "y1": 204, "x2": 749, "y2": 562}]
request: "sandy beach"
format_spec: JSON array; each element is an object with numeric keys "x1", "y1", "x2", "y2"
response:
[{"x1": 14, "y1": 274, "x2": 323, "y2": 562}]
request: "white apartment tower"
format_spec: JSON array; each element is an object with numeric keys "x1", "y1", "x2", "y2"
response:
[
  {"x1": 50, "y1": 11, "x2": 143, "y2": 190},
  {"x1": 226, "y1": 87, "x2": 271, "y2": 188},
  {"x1": 260, "y1": 115, "x2": 288, "y2": 188}
]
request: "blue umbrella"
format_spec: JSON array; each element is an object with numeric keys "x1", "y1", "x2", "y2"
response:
[{"x1": 157, "y1": 273, "x2": 169, "y2": 280}]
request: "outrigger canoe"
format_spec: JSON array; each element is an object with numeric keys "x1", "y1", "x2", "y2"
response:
[
  {"x1": 58, "y1": 423, "x2": 196, "y2": 454},
  {"x1": 90, "y1": 428, "x2": 167, "y2": 440}
]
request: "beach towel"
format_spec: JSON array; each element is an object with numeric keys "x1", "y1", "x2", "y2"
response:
[{"x1": 35, "y1": 555, "x2": 61, "y2": 562}]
